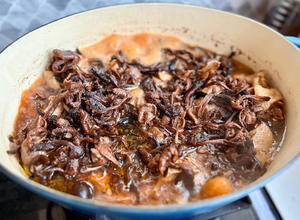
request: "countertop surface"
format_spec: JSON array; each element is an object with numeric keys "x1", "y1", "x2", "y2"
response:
[{"x1": 266, "y1": 157, "x2": 300, "y2": 220}]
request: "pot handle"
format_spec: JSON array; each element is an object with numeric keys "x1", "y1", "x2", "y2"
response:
[{"x1": 286, "y1": 36, "x2": 300, "y2": 48}]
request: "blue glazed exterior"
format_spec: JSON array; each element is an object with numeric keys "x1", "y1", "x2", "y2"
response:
[
  {"x1": 0, "y1": 5, "x2": 299, "y2": 220},
  {"x1": 286, "y1": 36, "x2": 300, "y2": 48}
]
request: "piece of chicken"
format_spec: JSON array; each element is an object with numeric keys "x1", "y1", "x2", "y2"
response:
[
  {"x1": 250, "y1": 123, "x2": 274, "y2": 165},
  {"x1": 253, "y1": 72, "x2": 283, "y2": 111}
]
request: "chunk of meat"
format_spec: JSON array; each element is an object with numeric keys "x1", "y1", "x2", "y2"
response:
[
  {"x1": 175, "y1": 164, "x2": 195, "y2": 190},
  {"x1": 181, "y1": 155, "x2": 210, "y2": 188},
  {"x1": 128, "y1": 87, "x2": 145, "y2": 107},
  {"x1": 138, "y1": 103, "x2": 157, "y2": 125},
  {"x1": 250, "y1": 123, "x2": 274, "y2": 165},
  {"x1": 254, "y1": 86, "x2": 282, "y2": 111},
  {"x1": 253, "y1": 72, "x2": 283, "y2": 111},
  {"x1": 95, "y1": 137, "x2": 120, "y2": 167},
  {"x1": 164, "y1": 167, "x2": 182, "y2": 181},
  {"x1": 138, "y1": 171, "x2": 189, "y2": 205}
]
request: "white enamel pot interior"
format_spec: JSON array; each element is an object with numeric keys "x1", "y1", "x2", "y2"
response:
[{"x1": 0, "y1": 3, "x2": 299, "y2": 219}]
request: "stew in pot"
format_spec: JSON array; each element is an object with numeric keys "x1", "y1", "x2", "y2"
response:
[{"x1": 8, "y1": 33, "x2": 285, "y2": 205}]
